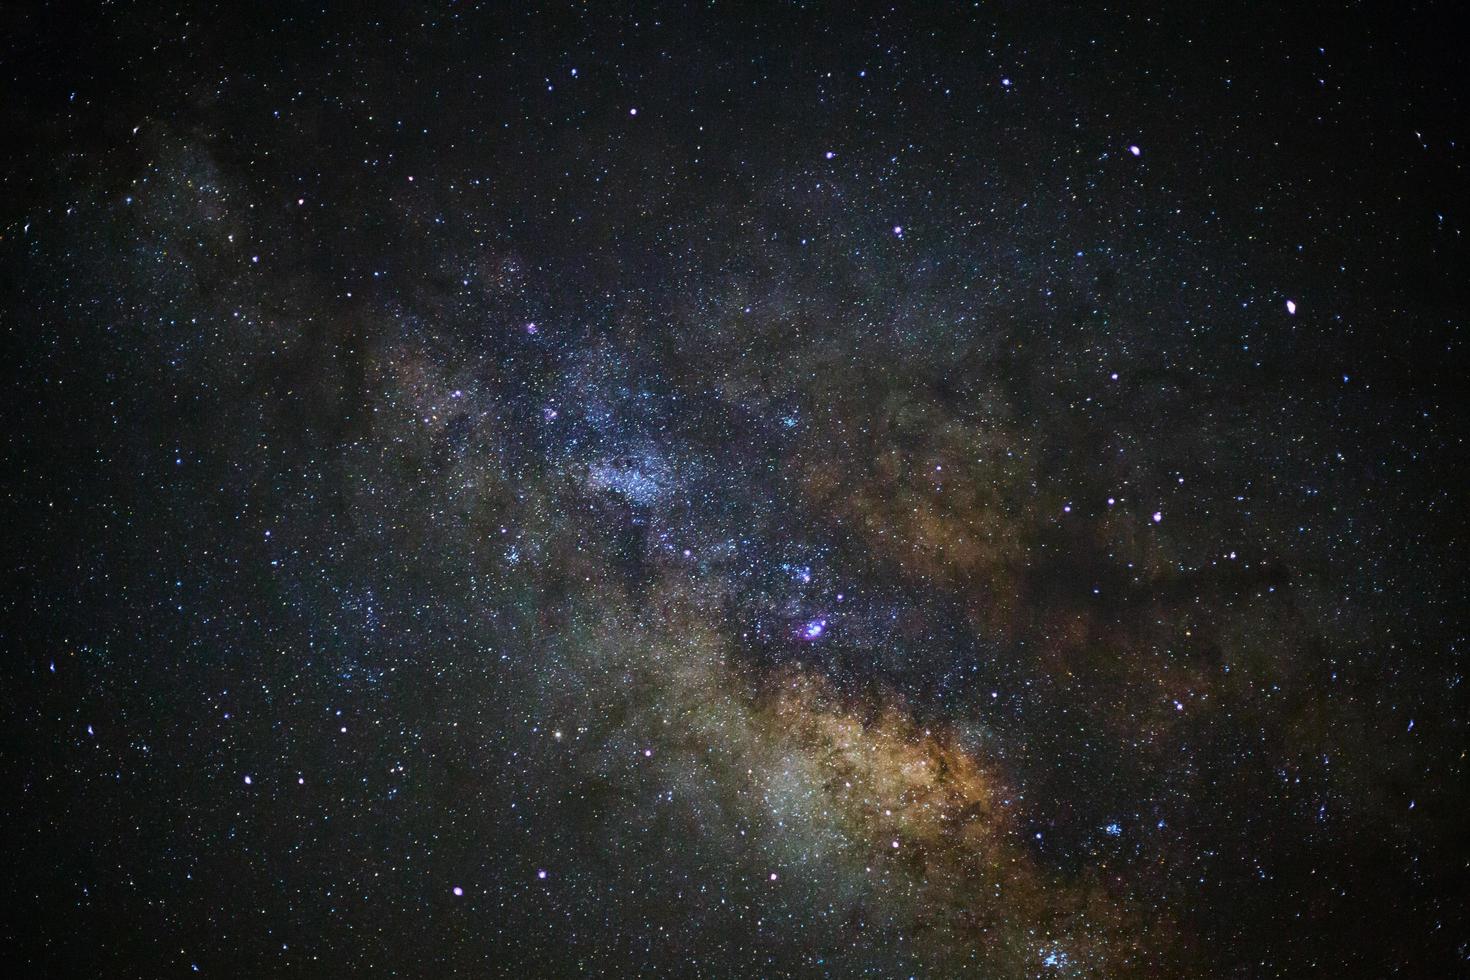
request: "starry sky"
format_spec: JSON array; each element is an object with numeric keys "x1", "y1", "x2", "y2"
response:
[{"x1": 3, "y1": 2, "x2": 1467, "y2": 977}]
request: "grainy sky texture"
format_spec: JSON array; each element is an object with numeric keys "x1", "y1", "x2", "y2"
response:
[{"x1": 3, "y1": 2, "x2": 1466, "y2": 976}]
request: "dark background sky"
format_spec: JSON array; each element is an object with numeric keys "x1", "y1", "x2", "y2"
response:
[{"x1": 3, "y1": 2, "x2": 1467, "y2": 976}]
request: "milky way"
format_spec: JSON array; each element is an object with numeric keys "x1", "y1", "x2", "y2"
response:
[{"x1": 4, "y1": 3, "x2": 1467, "y2": 977}]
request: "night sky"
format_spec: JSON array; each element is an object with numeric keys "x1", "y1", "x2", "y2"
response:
[{"x1": 3, "y1": 2, "x2": 1468, "y2": 976}]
